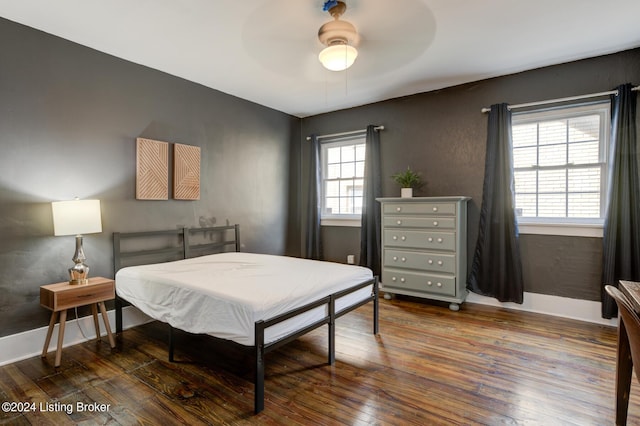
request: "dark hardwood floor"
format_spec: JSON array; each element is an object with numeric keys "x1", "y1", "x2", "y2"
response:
[{"x1": 1, "y1": 296, "x2": 638, "y2": 425}]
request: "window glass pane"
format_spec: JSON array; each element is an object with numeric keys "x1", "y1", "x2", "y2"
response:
[
  {"x1": 538, "y1": 193, "x2": 566, "y2": 217},
  {"x1": 514, "y1": 170, "x2": 537, "y2": 193},
  {"x1": 341, "y1": 145, "x2": 355, "y2": 162},
  {"x1": 538, "y1": 169, "x2": 566, "y2": 193},
  {"x1": 341, "y1": 162, "x2": 355, "y2": 178},
  {"x1": 568, "y1": 141, "x2": 599, "y2": 164},
  {"x1": 515, "y1": 193, "x2": 537, "y2": 217},
  {"x1": 353, "y1": 179, "x2": 364, "y2": 196},
  {"x1": 325, "y1": 197, "x2": 339, "y2": 215},
  {"x1": 539, "y1": 144, "x2": 566, "y2": 167},
  {"x1": 512, "y1": 123, "x2": 537, "y2": 148},
  {"x1": 355, "y1": 161, "x2": 365, "y2": 177},
  {"x1": 340, "y1": 196, "x2": 350, "y2": 214},
  {"x1": 325, "y1": 180, "x2": 339, "y2": 197},
  {"x1": 327, "y1": 147, "x2": 341, "y2": 164},
  {"x1": 568, "y1": 193, "x2": 600, "y2": 218},
  {"x1": 568, "y1": 115, "x2": 599, "y2": 142},
  {"x1": 355, "y1": 144, "x2": 366, "y2": 161},
  {"x1": 513, "y1": 146, "x2": 537, "y2": 168},
  {"x1": 539, "y1": 120, "x2": 567, "y2": 145},
  {"x1": 353, "y1": 197, "x2": 363, "y2": 214},
  {"x1": 568, "y1": 167, "x2": 600, "y2": 192},
  {"x1": 340, "y1": 179, "x2": 355, "y2": 197},
  {"x1": 327, "y1": 164, "x2": 340, "y2": 179}
]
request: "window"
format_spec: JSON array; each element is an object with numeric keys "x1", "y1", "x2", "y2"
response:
[
  {"x1": 512, "y1": 102, "x2": 610, "y2": 236},
  {"x1": 320, "y1": 135, "x2": 366, "y2": 226}
]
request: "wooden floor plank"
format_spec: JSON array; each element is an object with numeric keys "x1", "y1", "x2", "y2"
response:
[{"x1": 1, "y1": 297, "x2": 639, "y2": 425}]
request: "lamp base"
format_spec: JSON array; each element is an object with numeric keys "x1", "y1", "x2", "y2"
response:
[
  {"x1": 68, "y1": 235, "x2": 90, "y2": 285},
  {"x1": 68, "y1": 263, "x2": 90, "y2": 285}
]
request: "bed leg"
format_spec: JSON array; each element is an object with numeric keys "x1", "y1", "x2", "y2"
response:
[
  {"x1": 373, "y1": 277, "x2": 379, "y2": 335},
  {"x1": 168, "y1": 325, "x2": 175, "y2": 362},
  {"x1": 328, "y1": 295, "x2": 336, "y2": 365},
  {"x1": 255, "y1": 320, "x2": 265, "y2": 414},
  {"x1": 115, "y1": 296, "x2": 123, "y2": 334}
]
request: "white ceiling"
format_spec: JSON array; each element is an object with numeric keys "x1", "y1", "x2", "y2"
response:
[{"x1": 1, "y1": 0, "x2": 639, "y2": 117}]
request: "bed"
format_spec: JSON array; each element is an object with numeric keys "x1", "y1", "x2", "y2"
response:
[{"x1": 113, "y1": 225, "x2": 379, "y2": 414}]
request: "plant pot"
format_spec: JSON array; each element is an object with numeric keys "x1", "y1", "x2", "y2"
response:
[{"x1": 401, "y1": 188, "x2": 413, "y2": 198}]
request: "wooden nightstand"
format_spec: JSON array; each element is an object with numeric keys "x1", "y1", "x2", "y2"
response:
[{"x1": 40, "y1": 276, "x2": 116, "y2": 367}]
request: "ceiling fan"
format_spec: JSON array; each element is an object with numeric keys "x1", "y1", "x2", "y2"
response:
[{"x1": 317, "y1": 1, "x2": 360, "y2": 71}]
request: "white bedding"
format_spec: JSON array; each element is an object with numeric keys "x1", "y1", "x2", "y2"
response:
[{"x1": 115, "y1": 252, "x2": 374, "y2": 346}]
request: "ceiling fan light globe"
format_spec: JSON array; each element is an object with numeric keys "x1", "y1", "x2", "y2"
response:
[{"x1": 319, "y1": 45, "x2": 358, "y2": 71}]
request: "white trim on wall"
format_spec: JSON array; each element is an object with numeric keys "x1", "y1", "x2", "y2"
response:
[
  {"x1": 466, "y1": 291, "x2": 617, "y2": 327},
  {"x1": 518, "y1": 222, "x2": 603, "y2": 238},
  {"x1": 0, "y1": 306, "x2": 151, "y2": 367}
]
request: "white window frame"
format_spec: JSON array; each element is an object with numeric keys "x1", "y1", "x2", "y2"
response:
[
  {"x1": 319, "y1": 134, "x2": 366, "y2": 227},
  {"x1": 512, "y1": 101, "x2": 611, "y2": 238}
]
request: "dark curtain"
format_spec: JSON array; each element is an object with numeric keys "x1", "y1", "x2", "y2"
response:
[
  {"x1": 359, "y1": 125, "x2": 382, "y2": 277},
  {"x1": 602, "y1": 84, "x2": 640, "y2": 318},
  {"x1": 305, "y1": 135, "x2": 323, "y2": 260},
  {"x1": 467, "y1": 103, "x2": 524, "y2": 303}
]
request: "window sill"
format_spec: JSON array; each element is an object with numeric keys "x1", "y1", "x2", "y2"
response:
[
  {"x1": 321, "y1": 217, "x2": 361, "y2": 227},
  {"x1": 517, "y1": 222, "x2": 603, "y2": 238}
]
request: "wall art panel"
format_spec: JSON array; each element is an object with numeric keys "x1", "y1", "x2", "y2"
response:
[{"x1": 136, "y1": 138, "x2": 169, "y2": 200}]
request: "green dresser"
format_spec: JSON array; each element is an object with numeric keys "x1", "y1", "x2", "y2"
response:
[{"x1": 377, "y1": 196, "x2": 470, "y2": 311}]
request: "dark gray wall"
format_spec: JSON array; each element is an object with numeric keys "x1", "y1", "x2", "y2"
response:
[
  {"x1": 298, "y1": 48, "x2": 640, "y2": 302},
  {"x1": 0, "y1": 18, "x2": 300, "y2": 337},
  {"x1": 322, "y1": 227, "x2": 361, "y2": 265}
]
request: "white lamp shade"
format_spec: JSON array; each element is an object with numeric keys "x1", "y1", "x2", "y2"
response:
[
  {"x1": 52, "y1": 199, "x2": 103, "y2": 236},
  {"x1": 319, "y1": 44, "x2": 358, "y2": 71}
]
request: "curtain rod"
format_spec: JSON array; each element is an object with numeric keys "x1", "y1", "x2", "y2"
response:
[
  {"x1": 480, "y1": 85, "x2": 640, "y2": 113},
  {"x1": 306, "y1": 125, "x2": 384, "y2": 141}
]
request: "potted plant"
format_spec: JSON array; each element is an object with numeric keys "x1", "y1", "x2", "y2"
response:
[{"x1": 391, "y1": 166, "x2": 423, "y2": 198}]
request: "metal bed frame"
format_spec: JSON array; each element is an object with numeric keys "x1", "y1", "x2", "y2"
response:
[{"x1": 113, "y1": 225, "x2": 379, "y2": 414}]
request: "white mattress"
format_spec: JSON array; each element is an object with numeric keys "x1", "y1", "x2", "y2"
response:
[{"x1": 115, "y1": 252, "x2": 374, "y2": 346}]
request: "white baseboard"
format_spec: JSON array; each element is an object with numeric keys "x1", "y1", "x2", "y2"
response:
[
  {"x1": 0, "y1": 306, "x2": 152, "y2": 367},
  {"x1": 466, "y1": 291, "x2": 618, "y2": 327}
]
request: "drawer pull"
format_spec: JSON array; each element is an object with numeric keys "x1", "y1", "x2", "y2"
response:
[
  {"x1": 437, "y1": 260, "x2": 443, "y2": 266},
  {"x1": 396, "y1": 207, "x2": 401, "y2": 212},
  {"x1": 437, "y1": 282, "x2": 442, "y2": 287},
  {"x1": 433, "y1": 221, "x2": 439, "y2": 226},
  {"x1": 401, "y1": 236, "x2": 406, "y2": 241},
  {"x1": 392, "y1": 276, "x2": 397, "y2": 281},
  {"x1": 433, "y1": 206, "x2": 438, "y2": 212},
  {"x1": 393, "y1": 236, "x2": 398, "y2": 240},
  {"x1": 393, "y1": 256, "x2": 398, "y2": 261},
  {"x1": 400, "y1": 278, "x2": 406, "y2": 283},
  {"x1": 427, "y1": 280, "x2": 432, "y2": 286},
  {"x1": 77, "y1": 293, "x2": 95, "y2": 298},
  {"x1": 397, "y1": 220, "x2": 402, "y2": 225},
  {"x1": 428, "y1": 237, "x2": 433, "y2": 242},
  {"x1": 401, "y1": 257, "x2": 406, "y2": 262},
  {"x1": 437, "y1": 238, "x2": 443, "y2": 243},
  {"x1": 428, "y1": 259, "x2": 433, "y2": 264}
]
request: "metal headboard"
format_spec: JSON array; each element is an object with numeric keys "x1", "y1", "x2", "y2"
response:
[{"x1": 113, "y1": 224, "x2": 240, "y2": 274}]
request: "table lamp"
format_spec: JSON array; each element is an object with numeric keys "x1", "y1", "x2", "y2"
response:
[{"x1": 51, "y1": 199, "x2": 103, "y2": 285}]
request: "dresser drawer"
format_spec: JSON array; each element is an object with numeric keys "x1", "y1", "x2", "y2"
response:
[
  {"x1": 383, "y1": 216, "x2": 456, "y2": 230},
  {"x1": 384, "y1": 230, "x2": 455, "y2": 251},
  {"x1": 383, "y1": 202, "x2": 456, "y2": 216},
  {"x1": 382, "y1": 270, "x2": 456, "y2": 297},
  {"x1": 384, "y1": 249, "x2": 456, "y2": 274}
]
